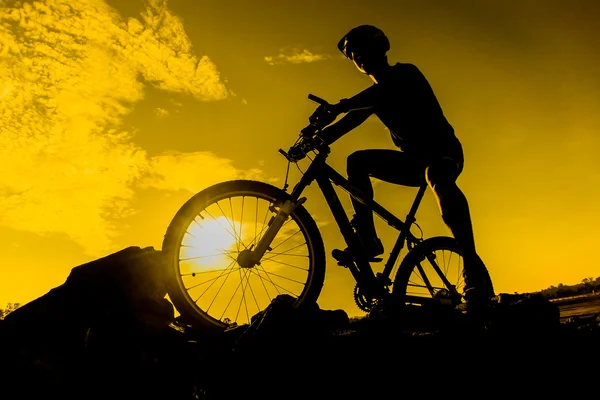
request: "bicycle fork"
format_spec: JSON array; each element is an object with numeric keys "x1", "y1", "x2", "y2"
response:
[{"x1": 237, "y1": 197, "x2": 306, "y2": 268}]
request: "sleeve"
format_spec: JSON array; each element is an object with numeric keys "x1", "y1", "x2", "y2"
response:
[{"x1": 338, "y1": 84, "x2": 384, "y2": 112}]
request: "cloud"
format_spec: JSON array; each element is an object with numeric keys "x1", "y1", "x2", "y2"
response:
[
  {"x1": 154, "y1": 107, "x2": 169, "y2": 117},
  {"x1": 0, "y1": 0, "x2": 252, "y2": 256},
  {"x1": 264, "y1": 48, "x2": 331, "y2": 65},
  {"x1": 140, "y1": 151, "x2": 276, "y2": 193}
]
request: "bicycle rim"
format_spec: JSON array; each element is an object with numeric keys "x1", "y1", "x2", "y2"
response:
[
  {"x1": 392, "y1": 236, "x2": 464, "y2": 306},
  {"x1": 162, "y1": 180, "x2": 325, "y2": 332}
]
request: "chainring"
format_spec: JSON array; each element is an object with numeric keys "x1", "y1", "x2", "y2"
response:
[{"x1": 353, "y1": 284, "x2": 375, "y2": 312}]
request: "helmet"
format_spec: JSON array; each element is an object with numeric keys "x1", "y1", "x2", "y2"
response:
[{"x1": 337, "y1": 25, "x2": 390, "y2": 60}]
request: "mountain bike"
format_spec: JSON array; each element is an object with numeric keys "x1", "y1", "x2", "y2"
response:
[{"x1": 162, "y1": 94, "x2": 485, "y2": 333}]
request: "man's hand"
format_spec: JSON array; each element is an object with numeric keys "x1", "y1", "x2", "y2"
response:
[
  {"x1": 308, "y1": 100, "x2": 350, "y2": 128},
  {"x1": 315, "y1": 106, "x2": 372, "y2": 146},
  {"x1": 308, "y1": 105, "x2": 338, "y2": 128},
  {"x1": 287, "y1": 144, "x2": 306, "y2": 162}
]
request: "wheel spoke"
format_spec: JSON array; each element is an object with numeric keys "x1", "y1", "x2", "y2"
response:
[
  {"x1": 253, "y1": 200, "x2": 270, "y2": 247},
  {"x1": 262, "y1": 257, "x2": 309, "y2": 272},
  {"x1": 219, "y1": 270, "x2": 246, "y2": 320},
  {"x1": 234, "y1": 268, "x2": 244, "y2": 322},
  {"x1": 205, "y1": 263, "x2": 238, "y2": 313},
  {"x1": 239, "y1": 196, "x2": 245, "y2": 252},
  {"x1": 261, "y1": 242, "x2": 309, "y2": 261},
  {"x1": 256, "y1": 268, "x2": 307, "y2": 286},
  {"x1": 442, "y1": 249, "x2": 448, "y2": 277},
  {"x1": 250, "y1": 268, "x2": 297, "y2": 296},
  {"x1": 180, "y1": 251, "x2": 232, "y2": 262},
  {"x1": 164, "y1": 184, "x2": 323, "y2": 329},
  {"x1": 180, "y1": 267, "x2": 231, "y2": 277},
  {"x1": 192, "y1": 260, "x2": 237, "y2": 301},
  {"x1": 204, "y1": 207, "x2": 244, "y2": 250},
  {"x1": 245, "y1": 269, "x2": 261, "y2": 315},
  {"x1": 269, "y1": 228, "x2": 303, "y2": 253},
  {"x1": 255, "y1": 264, "x2": 273, "y2": 301},
  {"x1": 242, "y1": 268, "x2": 252, "y2": 322},
  {"x1": 254, "y1": 264, "x2": 282, "y2": 296},
  {"x1": 394, "y1": 238, "x2": 472, "y2": 306},
  {"x1": 227, "y1": 198, "x2": 239, "y2": 253}
]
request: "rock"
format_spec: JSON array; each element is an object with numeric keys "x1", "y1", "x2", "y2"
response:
[
  {"x1": 2, "y1": 247, "x2": 600, "y2": 400},
  {"x1": 0, "y1": 246, "x2": 199, "y2": 400},
  {"x1": 488, "y1": 293, "x2": 561, "y2": 335},
  {"x1": 232, "y1": 294, "x2": 350, "y2": 352}
]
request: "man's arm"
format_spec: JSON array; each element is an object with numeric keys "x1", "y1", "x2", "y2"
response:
[
  {"x1": 319, "y1": 108, "x2": 372, "y2": 145},
  {"x1": 335, "y1": 84, "x2": 382, "y2": 113}
]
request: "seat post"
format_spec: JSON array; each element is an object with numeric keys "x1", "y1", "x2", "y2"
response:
[
  {"x1": 379, "y1": 182, "x2": 429, "y2": 281},
  {"x1": 405, "y1": 183, "x2": 428, "y2": 225}
]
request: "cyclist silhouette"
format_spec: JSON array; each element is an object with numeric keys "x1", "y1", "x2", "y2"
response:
[{"x1": 312, "y1": 25, "x2": 495, "y2": 314}]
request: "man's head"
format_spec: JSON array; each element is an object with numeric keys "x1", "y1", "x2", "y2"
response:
[{"x1": 337, "y1": 25, "x2": 390, "y2": 74}]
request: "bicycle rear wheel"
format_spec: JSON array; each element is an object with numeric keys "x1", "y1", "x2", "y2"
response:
[
  {"x1": 162, "y1": 180, "x2": 326, "y2": 333},
  {"x1": 392, "y1": 236, "x2": 466, "y2": 307}
]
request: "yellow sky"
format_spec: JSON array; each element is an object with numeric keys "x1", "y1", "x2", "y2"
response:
[{"x1": 1, "y1": 0, "x2": 599, "y2": 318}]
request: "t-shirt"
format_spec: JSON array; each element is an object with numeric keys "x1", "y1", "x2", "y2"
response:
[{"x1": 345, "y1": 62, "x2": 460, "y2": 158}]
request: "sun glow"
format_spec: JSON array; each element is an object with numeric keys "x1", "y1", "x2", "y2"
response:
[
  {"x1": 171, "y1": 195, "x2": 316, "y2": 326},
  {"x1": 180, "y1": 216, "x2": 238, "y2": 271}
]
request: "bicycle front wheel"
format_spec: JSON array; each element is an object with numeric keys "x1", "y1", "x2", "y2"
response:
[
  {"x1": 162, "y1": 180, "x2": 326, "y2": 333},
  {"x1": 392, "y1": 236, "x2": 465, "y2": 307}
]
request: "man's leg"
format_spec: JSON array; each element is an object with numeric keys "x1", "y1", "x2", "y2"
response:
[
  {"x1": 346, "y1": 149, "x2": 424, "y2": 258},
  {"x1": 425, "y1": 158, "x2": 495, "y2": 301}
]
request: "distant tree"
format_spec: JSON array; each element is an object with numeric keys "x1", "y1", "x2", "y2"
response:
[
  {"x1": 534, "y1": 278, "x2": 600, "y2": 299},
  {"x1": 0, "y1": 303, "x2": 20, "y2": 320},
  {"x1": 582, "y1": 277, "x2": 596, "y2": 293}
]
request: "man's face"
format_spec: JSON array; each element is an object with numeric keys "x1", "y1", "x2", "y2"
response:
[{"x1": 350, "y1": 52, "x2": 372, "y2": 74}]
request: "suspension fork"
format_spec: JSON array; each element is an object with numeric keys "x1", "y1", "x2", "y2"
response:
[
  {"x1": 247, "y1": 157, "x2": 317, "y2": 265},
  {"x1": 248, "y1": 197, "x2": 306, "y2": 264}
]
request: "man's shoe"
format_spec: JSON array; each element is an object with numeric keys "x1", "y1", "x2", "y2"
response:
[
  {"x1": 462, "y1": 255, "x2": 495, "y2": 298},
  {"x1": 363, "y1": 236, "x2": 384, "y2": 260},
  {"x1": 461, "y1": 255, "x2": 495, "y2": 329},
  {"x1": 462, "y1": 287, "x2": 494, "y2": 331},
  {"x1": 331, "y1": 248, "x2": 352, "y2": 266},
  {"x1": 332, "y1": 237, "x2": 384, "y2": 266},
  {"x1": 350, "y1": 214, "x2": 384, "y2": 259}
]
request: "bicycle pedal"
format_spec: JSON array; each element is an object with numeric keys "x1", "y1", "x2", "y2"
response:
[
  {"x1": 332, "y1": 249, "x2": 352, "y2": 267},
  {"x1": 332, "y1": 249, "x2": 382, "y2": 265}
]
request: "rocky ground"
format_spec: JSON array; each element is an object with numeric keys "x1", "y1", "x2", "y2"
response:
[{"x1": 1, "y1": 246, "x2": 598, "y2": 400}]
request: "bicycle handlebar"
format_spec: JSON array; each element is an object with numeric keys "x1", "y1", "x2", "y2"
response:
[
  {"x1": 308, "y1": 93, "x2": 329, "y2": 106},
  {"x1": 279, "y1": 93, "x2": 333, "y2": 163}
]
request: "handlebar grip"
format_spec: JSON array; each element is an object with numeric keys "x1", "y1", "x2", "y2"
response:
[{"x1": 308, "y1": 94, "x2": 329, "y2": 106}]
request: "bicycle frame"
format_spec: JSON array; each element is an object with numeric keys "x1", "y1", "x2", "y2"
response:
[{"x1": 256, "y1": 145, "x2": 429, "y2": 298}]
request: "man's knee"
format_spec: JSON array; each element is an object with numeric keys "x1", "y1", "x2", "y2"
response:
[
  {"x1": 426, "y1": 167, "x2": 456, "y2": 193},
  {"x1": 426, "y1": 157, "x2": 461, "y2": 186},
  {"x1": 347, "y1": 150, "x2": 368, "y2": 176}
]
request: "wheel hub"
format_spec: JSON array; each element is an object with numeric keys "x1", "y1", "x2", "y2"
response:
[{"x1": 237, "y1": 249, "x2": 256, "y2": 268}]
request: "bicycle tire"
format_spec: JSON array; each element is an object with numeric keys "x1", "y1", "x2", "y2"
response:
[
  {"x1": 392, "y1": 236, "x2": 470, "y2": 306},
  {"x1": 162, "y1": 179, "x2": 326, "y2": 333}
]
